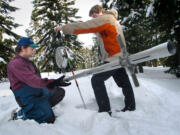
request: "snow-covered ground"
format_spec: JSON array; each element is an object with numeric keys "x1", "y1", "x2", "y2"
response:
[{"x1": 0, "y1": 67, "x2": 180, "y2": 135}]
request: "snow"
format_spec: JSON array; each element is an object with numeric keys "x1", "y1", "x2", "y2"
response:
[
  {"x1": 0, "y1": 67, "x2": 180, "y2": 135},
  {"x1": 0, "y1": 57, "x2": 6, "y2": 64},
  {"x1": 121, "y1": 10, "x2": 141, "y2": 24},
  {"x1": 146, "y1": 3, "x2": 154, "y2": 17},
  {"x1": 106, "y1": 0, "x2": 114, "y2": 8}
]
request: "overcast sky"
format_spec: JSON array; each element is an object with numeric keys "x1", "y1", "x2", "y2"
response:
[{"x1": 9, "y1": 0, "x2": 102, "y2": 48}]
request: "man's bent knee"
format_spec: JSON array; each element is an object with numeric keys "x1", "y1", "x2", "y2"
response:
[{"x1": 50, "y1": 87, "x2": 65, "y2": 107}]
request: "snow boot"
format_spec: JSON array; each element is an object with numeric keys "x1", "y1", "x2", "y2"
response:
[
  {"x1": 121, "y1": 106, "x2": 136, "y2": 112},
  {"x1": 10, "y1": 108, "x2": 27, "y2": 120}
]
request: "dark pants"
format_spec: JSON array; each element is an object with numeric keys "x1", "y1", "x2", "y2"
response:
[
  {"x1": 91, "y1": 67, "x2": 135, "y2": 112},
  {"x1": 46, "y1": 87, "x2": 65, "y2": 123},
  {"x1": 14, "y1": 86, "x2": 65, "y2": 124}
]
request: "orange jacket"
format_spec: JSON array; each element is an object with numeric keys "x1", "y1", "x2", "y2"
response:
[{"x1": 62, "y1": 10, "x2": 127, "y2": 62}]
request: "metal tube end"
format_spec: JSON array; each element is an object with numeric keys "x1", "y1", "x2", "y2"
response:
[{"x1": 167, "y1": 40, "x2": 176, "y2": 55}]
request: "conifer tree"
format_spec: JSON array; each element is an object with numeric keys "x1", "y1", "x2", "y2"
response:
[
  {"x1": 91, "y1": 37, "x2": 101, "y2": 67},
  {"x1": 0, "y1": 0, "x2": 20, "y2": 80},
  {"x1": 29, "y1": 0, "x2": 82, "y2": 72},
  {"x1": 153, "y1": 0, "x2": 180, "y2": 77}
]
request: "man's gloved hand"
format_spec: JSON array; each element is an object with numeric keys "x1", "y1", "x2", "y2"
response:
[{"x1": 47, "y1": 75, "x2": 71, "y2": 89}]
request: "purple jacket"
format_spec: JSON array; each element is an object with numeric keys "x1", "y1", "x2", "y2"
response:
[{"x1": 7, "y1": 55, "x2": 54, "y2": 91}]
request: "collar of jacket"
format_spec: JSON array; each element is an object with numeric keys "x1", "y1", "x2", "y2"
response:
[
  {"x1": 15, "y1": 54, "x2": 32, "y2": 63},
  {"x1": 104, "y1": 10, "x2": 118, "y2": 20}
]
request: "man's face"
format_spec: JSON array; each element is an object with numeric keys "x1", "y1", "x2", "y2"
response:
[
  {"x1": 21, "y1": 46, "x2": 36, "y2": 59},
  {"x1": 91, "y1": 12, "x2": 103, "y2": 18}
]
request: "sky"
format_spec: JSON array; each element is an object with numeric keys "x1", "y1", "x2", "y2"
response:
[{"x1": 9, "y1": 0, "x2": 102, "y2": 48}]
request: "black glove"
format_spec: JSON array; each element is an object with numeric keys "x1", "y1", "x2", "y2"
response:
[{"x1": 47, "y1": 75, "x2": 71, "y2": 89}]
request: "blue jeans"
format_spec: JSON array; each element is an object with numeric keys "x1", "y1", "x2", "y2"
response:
[{"x1": 13, "y1": 85, "x2": 65, "y2": 123}]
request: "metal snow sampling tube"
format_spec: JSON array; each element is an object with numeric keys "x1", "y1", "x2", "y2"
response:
[
  {"x1": 64, "y1": 41, "x2": 176, "y2": 82},
  {"x1": 129, "y1": 41, "x2": 176, "y2": 64}
]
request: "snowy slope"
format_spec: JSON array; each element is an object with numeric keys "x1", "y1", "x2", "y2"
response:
[{"x1": 0, "y1": 67, "x2": 180, "y2": 135}]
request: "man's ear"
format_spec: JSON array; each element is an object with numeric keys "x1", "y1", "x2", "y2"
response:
[
  {"x1": 20, "y1": 46, "x2": 25, "y2": 52},
  {"x1": 99, "y1": 11, "x2": 103, "y2": 15}
]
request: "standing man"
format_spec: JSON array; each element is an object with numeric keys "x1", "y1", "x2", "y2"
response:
[
  {"x1": 54, "y1": 5, "x2": 135, "y2": 115},
  {"x1": 7, "y1": 37, "x2": 71, "y2": 123}
]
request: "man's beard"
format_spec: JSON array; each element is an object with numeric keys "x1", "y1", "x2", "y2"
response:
[{"x1": 24, "y1": 54, "x2": 33, "y2": 60}]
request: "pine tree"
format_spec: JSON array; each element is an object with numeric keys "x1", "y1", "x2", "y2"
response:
[
  {"x1": 153, "y1": 0, "x2": 180, "y2": 77},
  {"x1": 29, "y1": 0, "x2": 82, "y2": 73},
  {"x1": 91, "y1": 37, "x2": 101, "y2": 67},
  {"x1": 75, "y1": 47, "x2": 92, "y2": 69},
  {"x1": 0, "y1": 0, "x2": 20, "y2": 80},
  {"x1": 74, "y1": 37, "x2": 101, "y2": 69}
]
